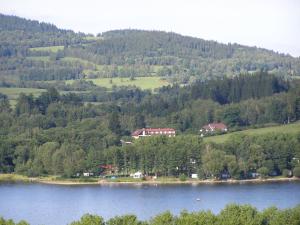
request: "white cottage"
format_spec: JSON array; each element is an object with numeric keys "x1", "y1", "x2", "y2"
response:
[{"x1": 132, "y1": 171, "x2": 143, "y2": 179}]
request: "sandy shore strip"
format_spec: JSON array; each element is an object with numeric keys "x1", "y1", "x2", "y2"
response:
[{"x1": 1, "y1": 174, "x2": 299, "y2": 186}]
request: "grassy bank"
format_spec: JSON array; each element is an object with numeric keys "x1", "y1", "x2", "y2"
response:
[{"x1": 204, "y1": 122, "x2": 300, "y2": 143}]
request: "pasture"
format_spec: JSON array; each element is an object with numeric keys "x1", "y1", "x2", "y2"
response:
[
  {"x1": 29, "y1": 45, "x2": 64, "y2": 53},
  {"x1": 85, "y1": 77, "x2": 169, "y2": 90},
  {"x1": 204, "y1": 122, "x2": 300, "y2": 143}
]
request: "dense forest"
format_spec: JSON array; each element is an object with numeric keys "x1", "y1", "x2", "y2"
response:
[{"x1": 1, "y1": 204, "x2": 300, "y2": 225}]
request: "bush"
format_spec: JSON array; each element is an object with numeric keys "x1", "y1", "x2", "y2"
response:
[
  {"x1": 282, "y1": 169, "x2": 291, "y2": 177},
  {"x1": 70, "y1": 214, "x2": 104, "y2": 225},
  {"x1": 179, "y1": 174, "x2": 187, "y2": 181},
  {"x1": 257, "y1": 167, "x2": 269, "y2": 179},
  {"x1": 293, "y1": 167, "x2": 300, "y2": 178}
]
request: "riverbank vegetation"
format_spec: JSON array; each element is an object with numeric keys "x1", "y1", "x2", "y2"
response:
[{"x1": 1, "y1": 204, "x2": 300, "y2": 225}]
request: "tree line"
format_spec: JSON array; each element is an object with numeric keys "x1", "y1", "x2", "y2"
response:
[{"x1": 1, "y1": 204, "x2": 300, "y2": 225}]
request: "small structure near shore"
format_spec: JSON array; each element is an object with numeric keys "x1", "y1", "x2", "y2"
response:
[
  {"x1": 191, "y1": 174, "x2": 198, "y2": 179},
  {"x1": 130, "y1": 171, "x2": 143, "y2": 179},
  {"x1": 83, "y1": 172, "x2": 94, "y2": 177}
]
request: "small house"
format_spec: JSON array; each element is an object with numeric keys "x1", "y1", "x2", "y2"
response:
[
  {"x1": 99, "y1": 164, "x2": 117, "y2": 175},
  {"x1": 83, "y1": 172, "x2": 94, "y2": 177},
  {"x1": 191, "y1": 174, "x2": 198, "y2": 179},
  {"x1": 132, "y1": 171, "x2": 143, "y2": 179},
  {"x1": 200, "y1": 123, "x2": 228, "y2": 135}
]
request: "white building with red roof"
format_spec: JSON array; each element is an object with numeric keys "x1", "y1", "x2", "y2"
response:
[
  {"x1": 200, "y1": 123, "x2": 228, "y2": 134},
  {"x1": 132, "y1": 128, "x2": 176, "y2": 139}
]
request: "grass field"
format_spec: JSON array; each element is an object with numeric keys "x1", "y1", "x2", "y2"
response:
[
  {"x1": 83, "y1": 36, "x2": 103, "y2": 41},
  {"x1": 0, "y1": 88, "x2": 91, "y2": 98},
  {"x1": 0, "y1": 87, "x2": 47, "y2": 107},
  {"x1": 85, "y1": 77, "x2": 169, "y2": 90},
  {"x1": 204, "y1": 122, "x2": 300, "y2": 143},
  {"x1": 0, "y1": 87, "x2": 46, "y2": 99},
  {"x1": 29, "y1": 45, "x2": 64, "y2": 53},
  {"x1": 26, "y1": 56, "x2": 50, "y2": 62}
]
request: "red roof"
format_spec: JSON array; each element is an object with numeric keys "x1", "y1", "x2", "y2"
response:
[
  {"x1": 132, "y1": 128, "x2": 175, "y2": 136},
  {"x1": 202, "y1": 123, "x2": 227, "y2": 130},
  {"x1": 100, "y1": 164, "x2": 114, "y2": 169}
]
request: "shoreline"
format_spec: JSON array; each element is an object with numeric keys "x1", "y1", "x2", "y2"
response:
[{"x1": 1, "y1": 174, "x2": 299, "y2": 186}]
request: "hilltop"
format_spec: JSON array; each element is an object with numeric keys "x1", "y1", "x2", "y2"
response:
[{"x1": 0, "y1": 14, "x2": 299, "y2": 87}]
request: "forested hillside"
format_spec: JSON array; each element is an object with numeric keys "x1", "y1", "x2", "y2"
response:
[
  {"x1": 1, "y1": 14, "x2": 300, "y2": 179},
  {"x1": 1, "y1": 14, "x2": 300, "y2": 86}
]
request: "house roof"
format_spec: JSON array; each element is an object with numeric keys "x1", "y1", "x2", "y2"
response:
[
  {"x1": 131, "y1": 128, "x2": 175, "y2": 136},
  {"x1": 202, "y1": 123, "x2": 227, "y2": 130},
  {"x1": 100, "y1": 164, "x2": 114, "y2": 169}
]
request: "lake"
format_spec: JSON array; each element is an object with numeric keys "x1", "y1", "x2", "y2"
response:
[{"x1": 0, "y1": 181, "x2": 300, "y2": 225}]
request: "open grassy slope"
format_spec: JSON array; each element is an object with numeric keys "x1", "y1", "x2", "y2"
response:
[
  {"x1": 0, "y1": 88, "x2": 89, "y2": 107},
  {"x1": 204, "y1": 122, "x2": 300, "y2": 143},
  {"x1": 29, "y1": 45, "x2": 64, "y2": 53},
  {"x1": 65, "y1": 77, "x2": 169, "y2": 90},
  {"x1": 0, "y1": 87, "x2": 46, "y2": 106},
  {"x1": 87, "y1": 77, "x2": 169, "y2": 89},
  {"x1": 0, "y1": 87, "x2": 46, "y2": 99}
]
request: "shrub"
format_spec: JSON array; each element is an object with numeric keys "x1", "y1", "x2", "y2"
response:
[
  {"x1": 282, "y1": 169, "x2": 291, "y2": 177},
  {"x1": 293, "y1": 167, "x2": 300, "y2": 178},
  {"x1": 179, "y1": 174, "x2": 187, "y2": 181},
  {"x1": 257, "y1": 167, "x2": 269, "y2": 179}
]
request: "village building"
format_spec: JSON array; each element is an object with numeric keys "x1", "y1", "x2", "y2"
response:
[
  {"x1": 200, "y1": 123, "x2": 228, "y2": 136},
  {"x1": 191, "y1": 174, "x2": 198, "y2": 179},
  {"x1": 131, "y1": 128, "x2": 176, "y2": 139},
  {"x1": 83, "y1": 172, "x2": 94, "y2": 177},
  {"x1": 130, "y1": 171, "x2": 143, "y2": 179},
  {"x1": 99, "y1": 164, "x2": 117, "y2": 175}
]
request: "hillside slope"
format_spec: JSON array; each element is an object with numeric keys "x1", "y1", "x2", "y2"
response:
[
  {"x1": 0, "y1": 14, "x2": 299, "y2": 83},
  {"x1": 204, "y1": 122, "x2": 300, "y2": 143}
]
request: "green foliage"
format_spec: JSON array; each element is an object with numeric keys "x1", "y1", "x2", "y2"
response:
[
  {"x1": 2, "y1": 204, "x2": 300, "y2": 225},
  {"x1": 282, "y1": 169, "x2": 291, "y2": 177},
  {"x1": 69, "y1": 214, "x2": 105, "y2": 225},
  {"x1": 218, "y1": 204, "x2": 261, "y2": 225},
  {"x1": 257, "y1": 167, "x2": 269, "y2": 179},
  {"x1": 293, "y1": 167, "x2": 300, "y2": 178},
  {"x1": 202, "y1": 148, "x2": 225, "y2": 179},
  {"x1": 149, "y1": 211, "x2": 174, "y2": 225},
  {"x1": 107, "y1": 215, "x2": 141, "y2": 225},
  {"x1": 179, "y1": 174, "x2": 187, "y2": 181}
]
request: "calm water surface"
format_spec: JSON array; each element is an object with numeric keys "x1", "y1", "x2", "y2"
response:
[{"x1": 0, "y1": 181, "x2": 300, "y2": 225}]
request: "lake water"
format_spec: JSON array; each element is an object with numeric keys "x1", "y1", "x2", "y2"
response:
[{"x1": 0, "y1": 181, "x2": 300, "y2": 225}]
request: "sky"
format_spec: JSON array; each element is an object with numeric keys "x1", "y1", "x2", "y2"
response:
[{"x1": 1, "y1": 0, "x2": 300, "y2": 57}]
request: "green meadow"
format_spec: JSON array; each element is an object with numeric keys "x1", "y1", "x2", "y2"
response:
[
  {"x1": 0, "y1": 87, "x2": 46, "y2": 107},
  {"x1": 0, "y1": 87, "x2": 46, "y2": 99},
  {"x1": 26, "y1": 56, "x2": 50, "y2": 62},
  {"x1": 204, "y1": 122, "x2": 300, "y2": 143},
  {"x1": 85, "y1": 77, "x2": 169, "y2": 90},
  {"x1": 29, "y1": 45, "x2": 64, "y2": 53}
]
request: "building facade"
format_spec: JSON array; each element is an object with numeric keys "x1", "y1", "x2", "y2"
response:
[{"x1": 132, "y1": 128, "x2": 176, "y2": 139}]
